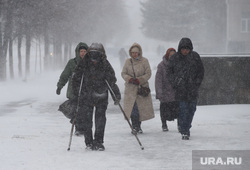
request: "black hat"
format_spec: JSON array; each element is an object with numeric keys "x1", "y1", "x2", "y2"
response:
[{"x1": 79, "y1": 45, "x2": 88, "y2": 51}]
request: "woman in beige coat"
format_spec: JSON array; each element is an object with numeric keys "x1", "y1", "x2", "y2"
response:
[{"x1": 121, "y1": 43, "x2": 155, "y2": 134}]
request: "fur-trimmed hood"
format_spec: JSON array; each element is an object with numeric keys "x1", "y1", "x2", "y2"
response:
[{"x1": 129, "y1": 43, "x2": 143, "y2": 58}]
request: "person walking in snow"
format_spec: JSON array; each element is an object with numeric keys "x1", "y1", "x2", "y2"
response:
[
  {"x1": 155, "y1": 48, "x2": 179, "y2": 132},
  {"x1": 118, "y1": 47, "x2": 128, "y2": 69},
  {"x1": 56, "y1": 42, "x2": 88, "y2": 135},
  {"x1": 121, "y1": 43, "x2": 155, "y2": 134},
  {"x1": 166, "y1": 38, "x2": 204, "y2": 140},
  {"x1": 72, "y1": 43, "x2": 121, "y2": 151}
]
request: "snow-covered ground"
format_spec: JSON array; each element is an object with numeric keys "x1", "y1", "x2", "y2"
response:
[{"x1": 1, "y1": 64, "x2": 250, "y2": 170}]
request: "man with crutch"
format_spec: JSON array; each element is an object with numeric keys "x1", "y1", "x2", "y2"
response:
[{"x1": 71, "y1": 43, "x2": 121, "y2": 151}]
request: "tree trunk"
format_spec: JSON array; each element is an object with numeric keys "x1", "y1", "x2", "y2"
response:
[
  {"x1": 25, "y1": 33, "x2": 31, "y2": 76},
  {"x1": 64, "y1": 42, "x2": 69, "y2": 64},
  {"x1": 17, "y1": 35, "x2": 22, "y2": 77},
  {"x1": 9, "y1": 38, "x2": 14, "y2": 79},
  {"x1": 69, "y1": 43, "x2": 72, "y2": 59},
  {"x1": 44, "y1": 23, "x2": 50, "y2": 70},
  {"x1": 0, "y1": 0, "x2": 4, "y2": 81},
  {"x1": 39, "y1": 37, "x2": 42, "y2": 73},
  {"x1": 0, "y1": 0, "x2": 12, "y2": 81},
  {"x1": 53, "y1": 37, "x2": 62, "y2": 69},
  {"x1": 0, "y1": 21, "x2": 7, "y2": 81},
  {"x1": 35, "y1": 39, "x2": 37, "y2": 73}
]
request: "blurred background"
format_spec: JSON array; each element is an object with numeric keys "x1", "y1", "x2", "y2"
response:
[{"x1": 1, "y1": 0, "x2": 250, "y2": 81}]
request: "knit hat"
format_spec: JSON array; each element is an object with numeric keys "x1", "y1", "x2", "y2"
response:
[
  {"x1": 166, "y1": 48, "x2": 176, "y2": 58},
  {"x1": 79, "y1": 45, "x2": 88, "y2": 51},
  {"x1": 131, "y1": 47, "x2": 140, "y2": 53}
]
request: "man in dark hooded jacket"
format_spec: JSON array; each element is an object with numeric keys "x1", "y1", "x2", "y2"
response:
[
  {"x1": 72, "y1": 43, "x2": 121, "y2": 151},
  {"x1": 166, "y1": 38, "x2": 204, "y2": 140}
]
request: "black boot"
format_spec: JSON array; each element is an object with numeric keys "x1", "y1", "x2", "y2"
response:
[
  {"x1": 92, "y1": 140, "x2": 105, "y2": 151},
  {"x1": 182, "y1": 134, "x2": 189, "y2": 140},
  {"x1": 137, "y1": 121, "x2": 143, "y2": 134},
  {"x1": 162, "y1": 120, "x2": 168, "y2": 132},
  {"x1": 162, "y1": 124, "x2": 169, "y2": 132},
  {"x1": 131, "y1": 114, "x2": 140, "y2": 134}
]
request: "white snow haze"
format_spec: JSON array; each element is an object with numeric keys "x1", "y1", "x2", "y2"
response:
[{"x1": 0, "y1": 1, "x2": 250, "y2": 170}]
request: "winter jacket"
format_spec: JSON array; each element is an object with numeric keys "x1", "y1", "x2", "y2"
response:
[
  {"x1": 166, "y1": 38, "x2": 204, "y2": 101},
  {"x1": 121, "y1": 43, "x2": 155, "y2": 121},
  {"x1": 72, "y1": 44, "x2": 121, "y2": 106},
  {"x1": 57, "y1": 42, "x2": 88, "y2": 99},
  {"x1": 155, "y1": 55, "x2": 176, "y2": 102}
]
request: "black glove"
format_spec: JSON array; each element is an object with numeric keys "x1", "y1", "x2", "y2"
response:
[{"x1": 56, "y1": 87, "x2": 61, "y2": 95}]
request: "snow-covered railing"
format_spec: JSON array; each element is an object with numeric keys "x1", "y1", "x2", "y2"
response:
[{"x1": 200, "y1": 54, "x2": 250, "y2": 57}]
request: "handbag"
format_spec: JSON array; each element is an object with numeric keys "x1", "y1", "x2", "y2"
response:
[
  {"x1": 130, "y1": 59, "x2": 151, "y2": 97},
  {"x1": 138, "y1": 85, "x2": 150, "y2": 97},
  {"x1": 58, "y1": 99, "x2": 77, "y2": 119}
]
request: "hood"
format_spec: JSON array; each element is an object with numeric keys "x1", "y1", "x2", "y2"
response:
[
  {"x1": 87, "y1": 43, "x2": 107, "y2": 59},
  {"x1": 75, "y1": 42, "x2": 88, "y2": 59},
  {"x1": 177, "y1": 37, "x2": 193, "y2": 52},
  {"x1": 129, "y1": 43, "x2": 143, "y2": 58}
]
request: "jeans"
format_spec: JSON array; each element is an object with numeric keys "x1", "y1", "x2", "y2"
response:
[
  {"x1": 178, "y1": 100, "x2": 197, "y2": 135},
  {"x1": 131, "y1": 102, "x2": 141, "y2": 129}
]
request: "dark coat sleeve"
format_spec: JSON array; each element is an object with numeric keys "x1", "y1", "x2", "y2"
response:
[
  {"x1": 72, "y1": 59, "x2": 85, "y2": 97},
  {"x1": 57, "y1": 60, "x2": 74, "y2": 89},
  {"x1": 104, "y1": 60, "x2": 121, "y2": 101},
  {"x1": 190, "y1": 52, "x2": 204, "y2": 91},
  {"x1": 166, "y1": 54, "x2": 177, "y2": 89},
  {"x1": 155, "y1": 63, "x2": 163, "y2": 100}
]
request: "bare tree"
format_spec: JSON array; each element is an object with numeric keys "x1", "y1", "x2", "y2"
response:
[{"x1": 1, "y1": 0, "x2": 130, "y2": 81}]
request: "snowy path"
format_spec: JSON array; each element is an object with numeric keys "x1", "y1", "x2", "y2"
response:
[
  {"x1": 0, "y1": 72, "x2": 250, "y2": 170},
  {"x1": 1, "y1": 97, "x2": 250, "y2": 170}
]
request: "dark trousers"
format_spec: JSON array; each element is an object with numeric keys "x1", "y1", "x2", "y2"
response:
[
  {"x1": 178, "y1": 100, "x2": 197, "y2": 135},
  {"x1": 131, "y1": 102, "x2": 141, "y2": 129},
  {"x1": 160, "y1": 101, "x2": 179, "y2": 125},
  {"x1": 76, "y1": 103, "x2": 107, "y2": 145}
]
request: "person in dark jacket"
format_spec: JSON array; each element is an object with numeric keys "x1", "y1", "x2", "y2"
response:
[
  {"x1": 166, "y1": 38, "x2": 204, "y2": 140},
  {"x1": 155, "y1": 48, "x2": 179, "y2": 132},
  {"x1": 56, "y1": 42, "x2": 88, "y2": 135},
  {"x1": 72, "y1": 43, "x2": 121, "y2": 151}
]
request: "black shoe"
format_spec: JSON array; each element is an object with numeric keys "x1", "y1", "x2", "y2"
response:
[
  {"x1": 137, "y1": 127, "x2": 143, "y2": 134},
  {"x1": 131, "y1": 127, "x2": 143, "y2": 134},
  {"x1": 131, "y1": 129, "x2": 137, "y2": 135},
  {"x1": 93, "y1": 142, "x2": 105, "y2": 151},
  {"x1": 74, "y1": 131, "x2": 84, "y2": 136},
  {"x1": 85, "y1": 143, "x2": 93, "y2": 150},
  {"x1": 182, "y1": 134, "x2": 189, "y2": 140},
  {"x1": 162, "y1": 125, "x2": 169, "y2": 132}
]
